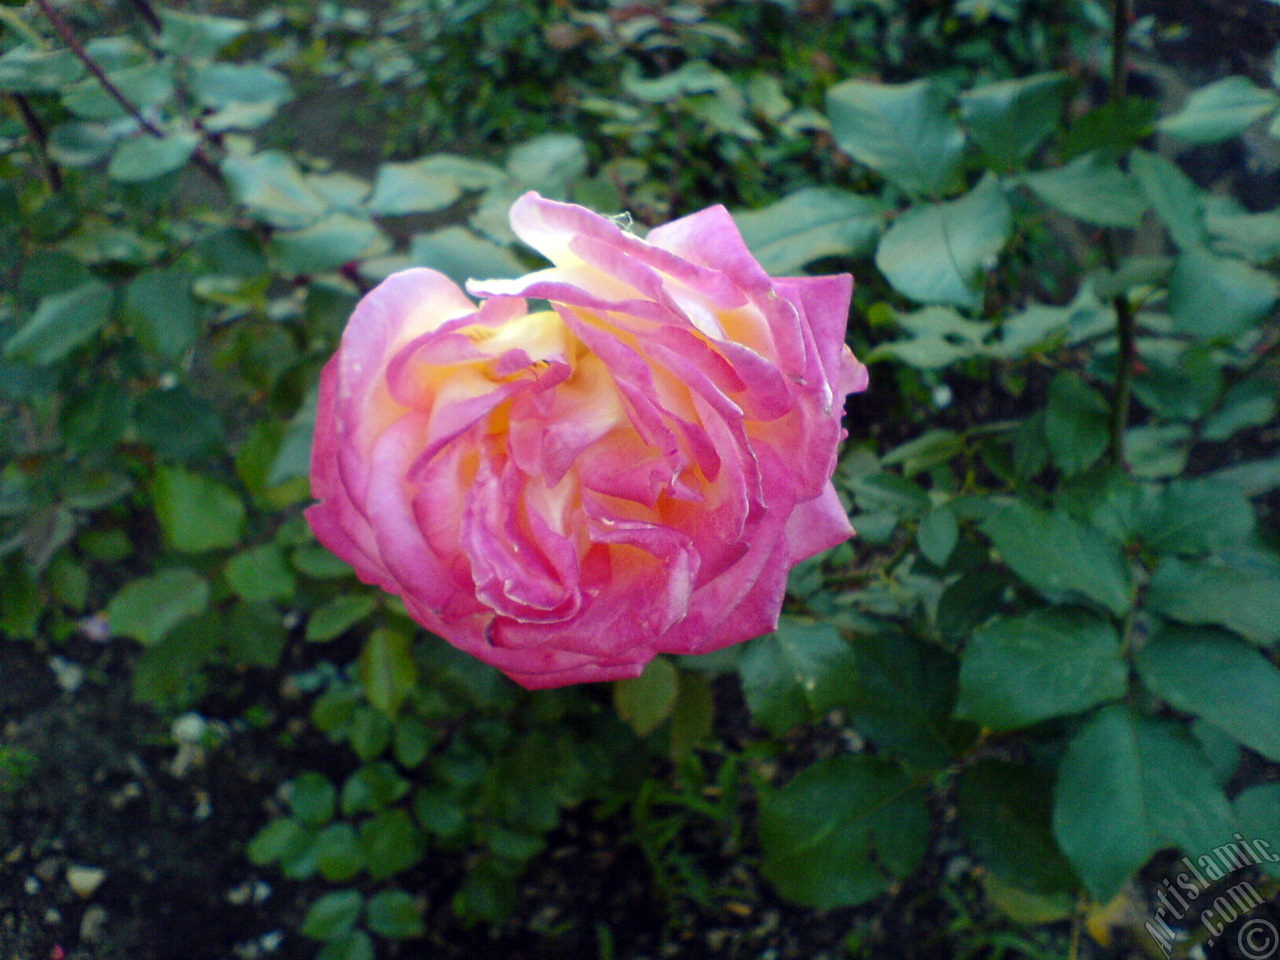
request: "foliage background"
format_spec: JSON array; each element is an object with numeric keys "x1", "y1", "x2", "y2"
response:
[{"x1": 2, "y1": 0, "x2": 1280, "y2": 958}]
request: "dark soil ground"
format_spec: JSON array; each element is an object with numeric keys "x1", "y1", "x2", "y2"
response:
[{"x1": 5, "y1": 3, "x2": 1280, "y2": 960}]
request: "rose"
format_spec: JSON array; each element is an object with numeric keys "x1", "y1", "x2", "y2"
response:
[{"x1": 306, "y1": 191, "x2": 868, "y2": 689}]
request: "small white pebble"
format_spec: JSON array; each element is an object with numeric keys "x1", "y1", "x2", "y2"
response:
[
  {"x1": 172, "y1": 713, "x2": 206, "y2": 744},
  {"x1": 193, "y1": 791, "x2": 213, "y2": 822},
  {"x1": 48, "y1": 657, "x2": 84, "y2": 693},
  {"x1": 66, "y1": 865, "x2": 107, "y2": 898},
  {"x1": 79, "y1": 905, "x2": 108, "y2": 943}
]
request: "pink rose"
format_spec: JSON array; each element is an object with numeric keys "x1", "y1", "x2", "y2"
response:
[{"x1": 306, "y1": 192, "x2": 868, "y2": 689}]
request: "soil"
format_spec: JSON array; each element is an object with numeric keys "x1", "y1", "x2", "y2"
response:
[{"x1": 5, "y1": 3, "x2": 1280, "y2": 960}]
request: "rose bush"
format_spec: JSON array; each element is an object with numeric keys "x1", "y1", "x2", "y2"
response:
[{"x1": 307, "y1": 192, "x2": 867, "y2": 688}]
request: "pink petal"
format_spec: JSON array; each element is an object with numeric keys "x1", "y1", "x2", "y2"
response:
[{"x1": 785, "y1": 483, "x2": 854, "y2": 563}]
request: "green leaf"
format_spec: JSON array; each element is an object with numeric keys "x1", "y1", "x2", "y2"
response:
[
  {"x1": 307, "y1": 594, "x2": 377, "y2": 643},
  {"x1": 1125, "y1": 423, "x2": 1192, "y2": 479},
  {"x1": 62, "y1": 63, "x2": 174, "y2": 121},
  {"x1": 870, "y1": 306, "x2": 993, "y2": 369},
  {"x1": 1022, "y1": 152, "x2": 1146, "y2": 228},
  {"x1": 62, "y1": 471, "x2": 133, "y2": 513},
  {"x1": 225, "y1": 543, "x2": 296, "y2": 602},
  {"x1": 1204, "y1": 195, "x2": 1280, "y2": 264},
  {"x1": 317, "y1": 932, "x2": 375, "y2": 960},
  {"x1": 1138, "y1": 478, "x2": 1255, "y2": 556},
  {"x1": 983, "y1": 502, "x2": 1133, "y2": 616},
  {"x1": 273, "y1": 214, "x2": 383, "y2": 274},
  {"x1": 759, "y1": 754, "x2": 929, "y2": 908},
  {"x1": 294, "y1": 546, "x2": 355, "y2": 580},
  {"x1": 60, "y1": 381, "x2": 130, "y2": 453},
  {"x1": 1193, "y1": 719, "x2": 1242, "y2": 783},
  {"x1": 0, "y1": 45, "x2": 84, "y2": 93},
  {"x1": 222, "y1": 151, "x2": 328, "y2": 228},
  {"x1": 366, "y1": 889, "x2": 424, "y2": 938},
  {"x1": 613, "y1": 656, "x2": 679, "y2": 737},
  {"x1": 404, "y1": 154, "x2": 505, "y2": 191},
  {"x1": 916, "y1": 507, "x2": 959, "y2": 566},
  {"x1": 505, "y1": 133, "x2": 586, "y2": 197},
  {"x1": 1060, "y1": 96, "x2": 1158, "y2": 161},
  {"x1": 956, "y1": 608, "x2": 1127, "y2": 730},
  {"x1": 359, "y1": 809, "x2": 424, "y2": 880},
  {"x1": 1168, "y1": 248, "x2": 1279, "y2": 340},
  {"x1": 622, "y1": 59, "x2": 730, "y2": 102},
  {"x1": 107, "y1": 132, "x2": 200, "y2": 183},
  {"x1": 1044, "y1": 372, "x2": 1109, "y2": 477},
  {"x1": 739, "y1": 619, "x2": 857, "y2": 736},
  {"x1": 1147, "y1": 556, "x2": 1280, "y2": 645},
  {"x1": 158, "y1": 9, "x2": 247, "y2": 60},
  {"x1": 314, "y1": 823, "x2": 364, "y2": 882},
  {"x1": 1203, "y1": 380, "x2": 1279, "y2": 441},
  {"x1": 5, "y1": 282, "x2": 113, "y2": 366},
  {"x1": 880, "y1": 429, "x2": 964, "y2": 475},
  {"x1": 958, "y1": 761, "x2": 1076, "y2": 893},
  {"x1": 246, "y1": 816, "x2": 310, "y2": 866},
  {"x1": 224, "y1": 601, "x2": 286, "y2": 668},
  {"x1": 134, "y1": 386, "x2": 225, "y2": 462},
  {"x1": 1234, "y1": 785, "x2": 1280, "y2": 879},
  {"x1": 342, "y1": 762, "x2": 410, "y2": 816},
  {"x1": 367, "y1": 159, "x2": 464, "y2": 215},
  {"x1": 668, "y1": 671, "x2": 715, "y2": 763},
  {"x1": 190, "y1": 63, "x2": 292, "y2": 109},
  {"x1": 289, "y1": 772, "x2": 337, "y2": 825},
  {"x1": 938, "y1": 566, "x2": 1008, "y2": 645},
  {"x1": 349, "y1": 707, "x2": 393, "y2": 763},
  {"x1": 1053, "y1": 706, "x2": 1238, "y2": 902},
  {"x1": 267, "y1": 386, "x2": 317, "y2": 487},
  {"x1": 407, "y1": 227, "x2": 526, "y2": 286},
  {"x1": 392, "y1": 716, "x2": 434, "y2": 769},
  {"x1": 733, "y1": 188, "x2": 886, "y2": 275},
  {"x1": 124, "y1": 268, "x2": 200, "y2": 359},
  {"x1": 1159, "y1": 76, "x2": 1280, "y2": 144},
  {"x1": 152, "y1": 466, "x2": 245, "y2": 553},
  {"x1": 1138, "y1": 627, "x2": 1280, "y2": 761},
  {"x1": 1131, "y1": 341, "x2": 1221, "y2": 421},
  {"x1": 48, "y1": 121, "x2": 116, "y2": 168},
  {"x1": 413, "y1": 788, "x2": 466, "y2": 838},
  {"x1": 359, "y1": 628, "x2": 417, "y2": 716},
  {"x1": 301, "y1": 889, "x2": 364, "y2": 941},
  {"x1": 1091, "y1": 256, "x2": 1174, "y2": 300},
  {"x1": 106, "y1": 569, "x2": 209, "y2": 646},
  {"x1": 826, "y1": 78, "x2": 965, "y2": 196},
  {"x1": 960, "y1": 72, "x2": 1070, "y2": 168},
  {"x1": 1129, "y1": 149, "x2": 1206, "y2": 251},
  {"x1": 841, "y1": 631, "x2": 975, "y2": 769},
  {"x1": 1213, "y1": 454, "x2": 1280, "y2": 497},
  {"x1": 875, "y1": 174, "x2": 1011, "y2": 310}
]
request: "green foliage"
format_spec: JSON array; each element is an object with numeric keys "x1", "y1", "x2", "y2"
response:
[{"x1": 4, "y1": 0, "x2": 1280, "y2": 956}]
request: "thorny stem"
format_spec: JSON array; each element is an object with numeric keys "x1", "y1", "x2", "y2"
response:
[
  {"x1": 126, "y1": 0, "x2": 163, "y2": 33},
  {"x1": 10, "y1": 93, "x2": 62, "y2": 192},
  {"x1": 32, "y1": 0, "x2": 166, "y2": 138},
  {"x1": 32, "y1": 0, "x2": 222, "y2": 181},
  {"x1": 1107, "y1": 0, "x2": 1136, "y2": 466},
  {"x1": 1110, "y1": 0, "x2": 1130, "y2": 102}
]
